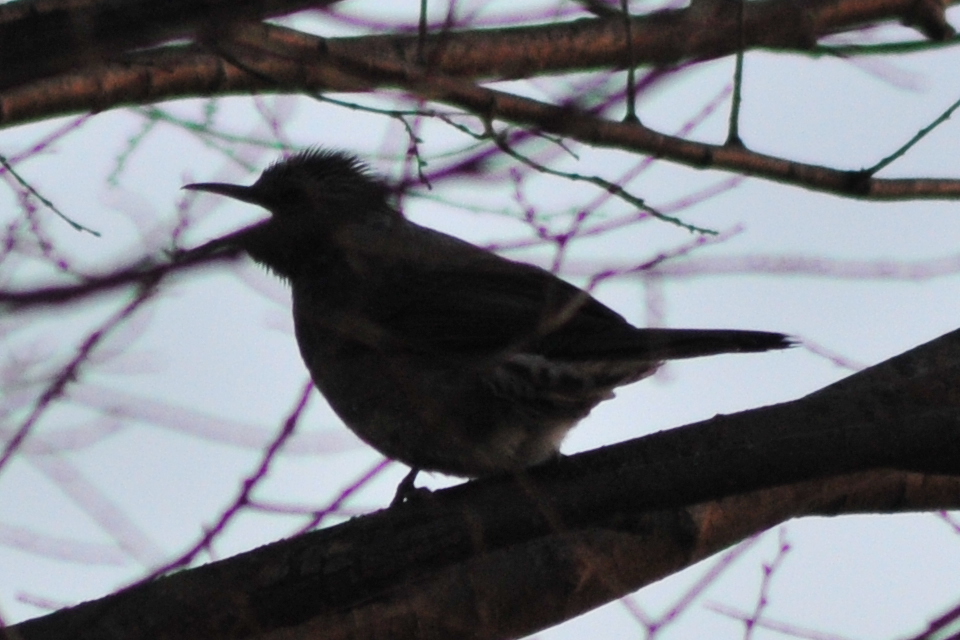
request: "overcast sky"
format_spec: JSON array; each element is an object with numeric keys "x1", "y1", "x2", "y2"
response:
[{"x1": 2, "y1": 2, "x2": 960, "y2": 637}]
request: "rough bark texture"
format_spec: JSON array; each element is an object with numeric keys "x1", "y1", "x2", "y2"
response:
[{"x1": 8, "y1": 328, "x2": 960, "y2": 640}]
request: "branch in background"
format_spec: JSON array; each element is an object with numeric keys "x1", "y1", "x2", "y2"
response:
[
  {"x1": 4, "y1": 15, "x2": 959, "y2": 201},
  {"x1": 0, "y1": 235, "x2": 243, "y2": 308}
]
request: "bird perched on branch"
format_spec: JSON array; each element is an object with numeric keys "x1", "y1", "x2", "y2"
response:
[{"x1": 184, "y1": 149, "x2": 791, "y2": 501}]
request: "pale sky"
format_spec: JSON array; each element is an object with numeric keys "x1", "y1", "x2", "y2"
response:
[{"x1": 1, "y1": 2, "x2": 959, "y2": 637}]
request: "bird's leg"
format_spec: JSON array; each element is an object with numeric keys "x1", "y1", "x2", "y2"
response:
[{"x1": 390, "y1": 467, "x2": 422, "y2": 506}]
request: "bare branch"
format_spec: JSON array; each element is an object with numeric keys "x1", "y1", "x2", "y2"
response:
[
  {"x1": 9, "y1": 327, "x2": 960, "y2": 640},
  {"x1": 5, "y1": 15, "x2": 959, "y2": 201}
]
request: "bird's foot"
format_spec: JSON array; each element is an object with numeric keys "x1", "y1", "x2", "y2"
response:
[{"x1": 390, "y1": 467, "x2": 432, "y2": 507}]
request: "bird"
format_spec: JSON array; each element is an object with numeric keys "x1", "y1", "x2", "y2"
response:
[{"x1": 183, "y1": 148, "x2": 791, "y2": 501}]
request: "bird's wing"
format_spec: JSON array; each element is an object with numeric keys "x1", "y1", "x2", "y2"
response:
[
  {"x1": 364, "y1": 257, "x2": 791, "y2": 360},
  {"x1": 366, "y1": 256, "x2": 637, "y2": 358},
  {"x1": 330, "y1": 226, "x2": 791, "y2": 362}
]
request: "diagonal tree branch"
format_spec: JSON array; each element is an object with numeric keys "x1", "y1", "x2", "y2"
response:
[{"x1": 8, "y1": 328, "x2": 960, "y2": 640}]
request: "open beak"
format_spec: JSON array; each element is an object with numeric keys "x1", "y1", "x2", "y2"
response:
[{"x1": 182, "y1": 182, "x2": 263, "y2": 205}]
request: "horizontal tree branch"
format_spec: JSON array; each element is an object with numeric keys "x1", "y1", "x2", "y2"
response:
[
  {"x1": 315, "y1": 0, "x2": 957, "y2": 77},
  {"x1": 2, "y1": 0, "x2": 958, "y2": 203},
  {"x1": 9, "y1": 327, "x2": 960, "y2": 640},
  {"x1": 1, "y1": 0, "x2": 955, "y2": 96},
  {"x1": 5, "y1": 25, "x2": 960, "y2": 202},
  {"x1": 3, "y1": 0, "x2": 959, "y2": 123}
]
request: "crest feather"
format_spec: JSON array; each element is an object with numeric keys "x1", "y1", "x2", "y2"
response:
[{"x1": 260, "y1": 148, "x2": 382, "y2": 188}]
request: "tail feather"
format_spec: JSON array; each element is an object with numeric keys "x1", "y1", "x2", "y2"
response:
[
  {"x1": 560, "y1": 328, "x2": 794, "y2": 361},
  {"x1": 628, "y1": 329, "x2": 794, "y2": 360}
]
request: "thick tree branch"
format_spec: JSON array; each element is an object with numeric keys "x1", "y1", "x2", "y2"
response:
[
  {"x1": 8, "y1": 328, "x2": 960, "y2": 640},
  {"x1": 2, "y1": 0, "x2": 958, "y2": 124},
  {"x1": 4, "y1": 26, "x2": 960, "y2": 202},
  {"x1": 2, "y1": 0, "x2": 957, "y2": 203},
  {"x1": 1, "y1": 0, "x2": 955, "y2": 95}
]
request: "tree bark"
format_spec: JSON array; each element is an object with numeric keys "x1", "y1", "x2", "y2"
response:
[{"x1": 8, "y1": 328, "x2": 960, "y2": 640}]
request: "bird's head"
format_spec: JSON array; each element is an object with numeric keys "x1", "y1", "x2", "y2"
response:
[
  {"x1": 183, "y1": 148, "x2": 396, "y2": 225},
  {"x1": 183, "y1": 149, "x2": 399, "y2": 278}
]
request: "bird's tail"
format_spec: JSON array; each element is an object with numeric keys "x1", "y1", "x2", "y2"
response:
[{"x1": 614, "y1": 328, "x2": 794, "y2": 360}]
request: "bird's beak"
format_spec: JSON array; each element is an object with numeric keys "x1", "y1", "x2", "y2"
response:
[{"x1": 182, "y1": 182, "x2": 264, "y2": 205}]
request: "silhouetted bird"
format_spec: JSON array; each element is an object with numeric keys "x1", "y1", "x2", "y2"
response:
[{"x1": 184, "y1": 149, "x2": 791, "y2": 500}]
